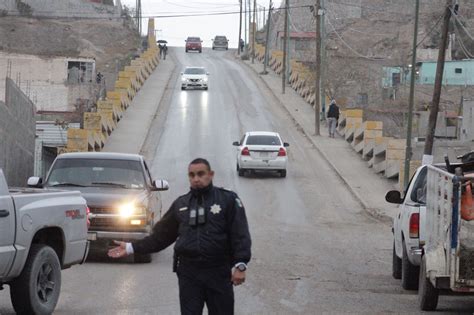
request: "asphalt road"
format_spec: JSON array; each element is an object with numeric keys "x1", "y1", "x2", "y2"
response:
[{"x1": 1, "y1": 48, "x2": 473, "y2": 314}]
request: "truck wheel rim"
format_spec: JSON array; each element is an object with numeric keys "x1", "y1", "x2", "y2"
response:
[{"x1": 36, "y1": 263, "x2": 55, "y2": 303}]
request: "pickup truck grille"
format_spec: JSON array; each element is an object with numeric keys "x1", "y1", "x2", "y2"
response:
[
  {"x1": 89, "y1": 217, "x2": 146, "y2": 232},
  {"x1": 90, "y1": 207, "x2": 117, "y2": 214}
]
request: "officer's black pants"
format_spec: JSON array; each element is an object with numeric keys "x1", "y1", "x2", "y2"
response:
[{"x1": 177, "y1": 263, "x2": 234, "y2": 315}]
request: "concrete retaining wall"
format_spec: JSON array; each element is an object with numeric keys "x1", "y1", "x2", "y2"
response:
[{"x1": 0, "y1": 78, "x2": 35, "y2": 187}]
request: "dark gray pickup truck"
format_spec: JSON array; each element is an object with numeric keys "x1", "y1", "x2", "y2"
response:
[{"x1": 28, "y1": 152, "x2": 169, "y2": 263}]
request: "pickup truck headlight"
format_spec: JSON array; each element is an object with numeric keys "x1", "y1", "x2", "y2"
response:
[{"x1": 118, "y1": 203, "x2": 145, "y2": 218}]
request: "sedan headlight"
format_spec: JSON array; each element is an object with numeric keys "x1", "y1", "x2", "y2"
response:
[
  {"x1": 118, "y1": 203, "x2": 145, "y2": 218},
  {"x1": 181, "y1": 77, "x2": 187, "y2": 82},
  {"x1": 203, "y1": 77, "x2": 208, "y2": 82}
]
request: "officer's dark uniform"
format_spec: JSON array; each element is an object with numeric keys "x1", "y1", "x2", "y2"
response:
[{"x1": 132, "y1": 183, "x2": 252, "y2": 315}]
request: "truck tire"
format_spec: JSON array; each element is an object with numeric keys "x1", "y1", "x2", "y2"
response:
[
  {"x1": 418, "y1": 257, "x2": 439, "y2": 311},
  {"x1": 10, "y1": 244, "x2": 61, "y2": 315},
  {"x1": 392, "y1": 242, "x2": 402, "y2": 279},
  {"x1": 401, "y1": 241, "x2": 419, "y2": 290},
  {"x1": 134, "y1": 253, "x2": 152, "y2": 263}
]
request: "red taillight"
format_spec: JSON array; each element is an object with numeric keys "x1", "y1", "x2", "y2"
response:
[
  {"x1": 241, "y1": 147, "x2": 250, "y2": 156},
  {"x1": 86, "y1": 206, "x2": 91, "y2": 229},
  {"x1": 409, "y1": 213, "x2": 419, "y2": 238},
  {"x1": 278, "y1": 147, "x2": 286, "y2": 157}
]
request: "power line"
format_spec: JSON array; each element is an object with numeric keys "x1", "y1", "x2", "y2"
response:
[
  {"x1": 327, "y1": 0, "x2": 412, "y2": 15},
  {"x1": 453, "y1": 19, "x2": 474, "y2": 58},
  {"x1": 416, "y1": 13, "x2": 444, "y2": 47},
  {"x1": 326, "y1": 16, "x2": 388, "y2": 61}
]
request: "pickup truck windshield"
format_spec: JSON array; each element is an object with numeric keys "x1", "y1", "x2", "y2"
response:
[{"x1": 45, "y1": 158, "x2": 146, "y2": 189}]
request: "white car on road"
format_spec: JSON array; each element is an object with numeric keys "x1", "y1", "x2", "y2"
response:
[
  {"x1": 181, "y1": 67, "x2": 209, "y2": 90},
  {"x1": 233, "y1": 131, "x2": 289, "y2": 177}
]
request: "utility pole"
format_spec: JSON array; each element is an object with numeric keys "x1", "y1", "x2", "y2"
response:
[
  {"x1": 244, "y1": 0, "x2": 247, "y2": 49},
  {"x1": 252, "y1": 0, "x2": 257, "y2": 63},
  {"x1": 263, "y1": 0, "x2": 272, "y2": 74},
  {"x1": 403, "y1": 0, "x2": 420, "y2": 190},
  {"x1": 314, "y1": 0, "x2": 321, "y2": 135},
  {"x1": 424, "y1": 0, "x2": 453, "y2": 161},
  {"x1": 282, "y1": 0, "x2": 289, "y2": 94},
  {"x1": 286, "y1": 4, "x2": 291, "y2": 84},
  {"x1": 238, "y1": 0, "x2": 243, "y2": 55},
  {"x1": 248, "y1": 0, "x2": 252, "y2": 55},
  {"x1": 320, "y1": 0, "x2": 326, "y2": 119}
]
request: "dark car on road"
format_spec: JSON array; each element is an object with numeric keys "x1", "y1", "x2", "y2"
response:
[
  {"x1": 212, "y1": 35, "x2": 229, "y2": 50},
  {"x1": 185, "y1": 36, "x2": 202, "y2": 53}
]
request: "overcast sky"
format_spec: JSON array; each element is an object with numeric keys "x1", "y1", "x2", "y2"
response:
[{"x1": 121, "y1": 0, "x2": 277, "y2": 48}]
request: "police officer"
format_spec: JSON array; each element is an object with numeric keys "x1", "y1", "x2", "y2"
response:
[{"x1": 108, "y1": 158, "x2": 252, "y2": 315}]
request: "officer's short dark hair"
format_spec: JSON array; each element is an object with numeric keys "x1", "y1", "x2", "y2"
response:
[{"x1": 189, "y1": 158, "x2": 211, "y2": 171}]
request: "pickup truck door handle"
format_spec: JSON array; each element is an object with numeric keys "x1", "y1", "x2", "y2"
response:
[{"x1": 0, "y1": 209, "x2": 10, "y2": 217}]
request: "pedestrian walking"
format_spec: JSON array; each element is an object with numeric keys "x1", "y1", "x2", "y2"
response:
[
  {"x1": 239, "y1": 38, "x2": 244, "y2": 52},
  {"x1": 108, "y1": 158, "x2": 252, "y2": 315},
  {"x1": 326, "y1": 99, "x2": 340, "y2": 138},
  {"x1": 162, "y1": 44, "x2": 168, "y2": 60},
  {"x1": 158, "y1": 43, "x2": 163, "y2": 59}
]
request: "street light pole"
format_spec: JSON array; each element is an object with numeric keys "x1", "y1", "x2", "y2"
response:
[
  {"x1": 282, "y1": 0, "x2": 289, "y2": 94},
  {"x1": 315, "y1": 0, "x2": 321, "y2": 135},
  {"x1": 403, "y1": 0, "x2": 419, "y2": 190},
  {"x1": 263, "y1": 0, "x2": 272, "y2": 74},
  {"x1": 252, "y1": 0, "x2": 256, "y2": 63},
  {"x1": 238, "y1": 0, "x2": 242, "y2": 55}
]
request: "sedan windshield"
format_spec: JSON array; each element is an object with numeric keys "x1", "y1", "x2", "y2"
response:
[
  {"x1": 246, "y1": 135, "x2": 281, "y2": 146},
  {"x1": 45, "y1": 158, "x2": 146, "y2": 189},
  {"x1": 184, "y1": 68, "x2": 206, "y2": 75}
]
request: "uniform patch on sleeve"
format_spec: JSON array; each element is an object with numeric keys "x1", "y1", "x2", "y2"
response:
[
  {"x1": 235, "y1": 198, "x2": 243, "y2": 208},
  {"x1": 179, "y1": 207, "x2": 188, "y2": 212}
]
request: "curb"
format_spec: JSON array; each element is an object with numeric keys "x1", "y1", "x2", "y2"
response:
[
  {"x1": 139, "y1": 54, "x2": 177, "y2": 160},
  {"x1": 237, "y1": 57, "x2": 393, "y2": 225}
]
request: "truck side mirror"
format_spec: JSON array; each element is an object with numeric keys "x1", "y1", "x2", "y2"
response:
[
  {"x1": 385, "y1": 190, "x2": 403, "y2": 204},
  {"x1": 152, "y1": 179, "x2": 169, "y2": 191},
  {"x1": 232, "y1": 141, "x2": 240, "y2": 146},
  {"x1": 27, "y1": 176, "x2": 43, "y2": 188}
]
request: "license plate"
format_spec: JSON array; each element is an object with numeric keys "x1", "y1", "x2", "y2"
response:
[
  {"x1": 87, "y1": 232, "x2": 97, "y2": 241},
  {"x1": 260, "y1": 152, "x2": 269, "y2": 158}
]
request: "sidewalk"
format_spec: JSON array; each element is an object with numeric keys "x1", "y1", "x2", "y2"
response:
[
  {"x1": 103, "y1": 56, "x2": 176, "y2": 154},
  {"x1": 239, "y1": 57, "x2": 399, "y2": 224}
]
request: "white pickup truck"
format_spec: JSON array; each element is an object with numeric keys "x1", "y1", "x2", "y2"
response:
[
  {"x1": 386, "y1": 165, "x2": 428, "y2": 290},
  {"x1": 0, "y1": 169, "x2": 89, "y2": 315}
]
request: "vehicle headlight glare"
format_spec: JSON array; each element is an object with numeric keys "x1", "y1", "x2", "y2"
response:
[{"x1": 119, "y1": 203, "x2": 136, "y2": 218}]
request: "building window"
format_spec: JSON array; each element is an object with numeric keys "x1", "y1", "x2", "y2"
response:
[
  {"x1": 67, "y1": 61, "x2": 94, "y2": 84},
  {"x1": 357, "y1": 93, "x2": 368, "y2": 106},
  {"x1": 455, "y1": 68, "x2": 463, "y2": 74}
]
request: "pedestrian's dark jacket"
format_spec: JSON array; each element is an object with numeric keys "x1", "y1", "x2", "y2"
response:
[
  {"x1": 132, "y1": 183, "x2": 252, "y2": 266},
  {"x1": 327, "y1": 103, "x2": 340, "y2": 120}
]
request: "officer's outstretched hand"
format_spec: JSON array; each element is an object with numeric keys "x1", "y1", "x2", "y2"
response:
[
  {"x1": 232, "y1": 269, "x2": 246, "y2": 286},
  {"x1": 108, "y1": 241, "x2": 128, "y2": 259}
]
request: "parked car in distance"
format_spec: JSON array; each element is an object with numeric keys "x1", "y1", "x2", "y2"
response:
[
  {"x1": 212, "y1": 35, "x2": 229, "y2": 50},
  {"x1": 1, "y1": 169, "x2": 89, "y2": 315},
  {"x1": 181, "y1": 67, "x2": 209, "y2": 90},
  {"x1": 28, "y1": 152, "x2": 169, "y2": 263},
  {"x1": 185, "y1": 36, "x2": 202, "y2": 53},
  {"x1": 233, "y1": 131, "x2": 289, "y2": 178}
]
